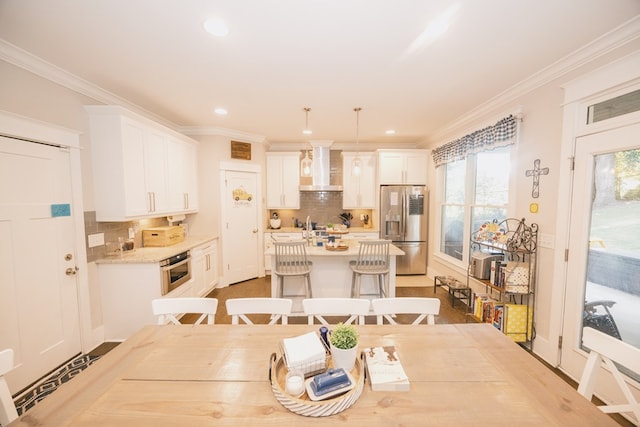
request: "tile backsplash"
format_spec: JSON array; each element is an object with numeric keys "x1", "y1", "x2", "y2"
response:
[
  {"x1": 84, "y1": 211, "x2": 167, "y2": 262},
  {"x1": 269, "y1": 192, "x2": 372, "y2": 229}
]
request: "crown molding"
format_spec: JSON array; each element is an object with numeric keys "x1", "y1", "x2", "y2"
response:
[
  {"x1": 0, "y1": 39, "x2": 183, "y2": 130},
  {"x1": 430, "y1": 15, "x2": 640, "y2": 143},
  {"x1": 180, "y1": 126, "x2": 266, "y2": 144}
]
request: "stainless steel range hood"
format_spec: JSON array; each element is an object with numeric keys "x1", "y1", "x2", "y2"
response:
[{"x1": 299, "y1": 141, "x2": 343, "y2": 191}]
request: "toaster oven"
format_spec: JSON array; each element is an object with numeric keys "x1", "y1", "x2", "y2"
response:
[{"x1": 470, "y1": 253, "x2": 503, "y2": 280}]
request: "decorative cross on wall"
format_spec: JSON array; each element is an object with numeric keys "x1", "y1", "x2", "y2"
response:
[{"x1": 525, "y1": 159, "x2": 549, "y2": 198}]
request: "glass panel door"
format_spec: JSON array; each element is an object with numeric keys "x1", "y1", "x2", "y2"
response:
[{"x1": 561, "y1": 123, "x2": 640, "y2": 386}]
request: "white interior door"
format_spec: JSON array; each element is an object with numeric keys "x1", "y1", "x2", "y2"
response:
[
  {"x1": 222, "y1": 170, "x2": 259, "y2": 284},
  {"x1": 0, "y1": 136, "x2": 81, "y2": 393},
  {"x1": 560, "y1": 123, "x2": 640, "y2": 402}
]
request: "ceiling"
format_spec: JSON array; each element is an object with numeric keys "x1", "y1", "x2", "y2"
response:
[{"x1": 1, "y1": 1, "x2": 639, "y2": 147}]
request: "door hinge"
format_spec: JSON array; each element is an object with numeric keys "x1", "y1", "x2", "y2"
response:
[
  {"x1": 569, "y1": 156, "x2": 575, "y2": 171},
  {"x1": 564, "y1": 249, "x2": 569, "y2": 262},
  {"x1": 558, "y1": 335, "x2": 563, "y2": 349}
]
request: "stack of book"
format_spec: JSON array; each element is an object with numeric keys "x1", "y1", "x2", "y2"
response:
[{"x1": 363, "y1": 346, "x2": 409, "y2": 391}]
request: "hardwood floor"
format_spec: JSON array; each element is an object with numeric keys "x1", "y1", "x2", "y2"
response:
[{"x1": 199, "y1": 275, "x2": 469, "y2": 325}]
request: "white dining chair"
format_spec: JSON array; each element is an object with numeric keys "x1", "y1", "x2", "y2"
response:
[
  {"x1": 371, "y1": 297, "x2": 441, "y2": 325},
  {"x1": 225, "y1": 298, "x2": 292, "y2": 325},
  {"x1": 350, "y1": 240, "x2": 391, "y2": 299},
  {"x1": 302, "y1": 298, "x2": 371, "y2": 325},
  {"x1": 0, "y1": 349, "x2": 19, "y2": 426},
  {"x1": 151, "y1": 297, "x2": 219, "y2": 325},
  {"x1": 577, "y1": 327, "x2": 640, "y2": 423}
]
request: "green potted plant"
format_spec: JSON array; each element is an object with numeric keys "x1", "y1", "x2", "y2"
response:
[{"x1": 329, "y1": 323, "x2": 359, "y2": 371}]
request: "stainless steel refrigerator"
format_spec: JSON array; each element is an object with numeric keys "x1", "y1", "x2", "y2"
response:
[{"x1": 380, "y1": 185, "x2": 428, "y2": 275}]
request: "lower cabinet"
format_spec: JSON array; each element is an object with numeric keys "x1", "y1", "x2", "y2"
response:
[
  {"x1": 191, "y1": 239, "x2": 218, "y2": 297},
  {"x1": 98, "y1": 262, "x2": 193, "y2": 341}
]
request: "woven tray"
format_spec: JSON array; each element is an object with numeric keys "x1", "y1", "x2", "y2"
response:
[
  {"x1": 269, "y1": 353, "x2": 365, "y2": 417},
  {"x1": 325, "y1": 245, "x2": 349, "y2": 251}
]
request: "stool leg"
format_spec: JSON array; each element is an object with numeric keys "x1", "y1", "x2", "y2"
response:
[
  {"x1": 350, "y1": 271, "x2": 357, "y2": 298},
  {"x1": 305, "y1": 273, "x2": 313, "y2": 298}
]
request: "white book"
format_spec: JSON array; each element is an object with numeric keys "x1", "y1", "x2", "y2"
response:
[{"x1": 363, "y1": 346, "x2": 410, "y2": 391}]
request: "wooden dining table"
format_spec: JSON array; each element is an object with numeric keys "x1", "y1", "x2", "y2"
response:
[{"x1": 9, "y1": 323, "x2": 617, "y2": 426}]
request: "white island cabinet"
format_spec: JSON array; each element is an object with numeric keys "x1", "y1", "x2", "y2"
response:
[
  {"x1": 265, "y1": 241, "x2": 404, "y2": 313},
  {"x1": 377, "y1": 149, "x2": 429, "y2": 185},
  {"x1": 86, "y1": 105, "x2": 199, "y2": 221}
]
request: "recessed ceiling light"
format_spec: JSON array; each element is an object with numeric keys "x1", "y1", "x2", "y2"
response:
[
  {"x1": 214, "y1": 108, "x2": 228, "y2": 115},
  {"x1": 385, "y1": 129, "x2": 396, "y2": 135},
  {"x1": 203, "y1": 18, "x2": 229, "y2": 37}
]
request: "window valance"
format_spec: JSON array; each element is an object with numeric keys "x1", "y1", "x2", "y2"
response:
[{"x1": 432, "y1": 115, "x2": 518, "y2": 167}]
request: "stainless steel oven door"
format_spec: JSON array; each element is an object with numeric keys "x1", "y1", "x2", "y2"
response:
[{"x1": 161, "y1": 255, "x2": 191, "y2": 295}]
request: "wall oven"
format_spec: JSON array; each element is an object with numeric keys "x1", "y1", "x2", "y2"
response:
[{"x1": 160, "y1": 250, "x2": 191, "y2": 295}]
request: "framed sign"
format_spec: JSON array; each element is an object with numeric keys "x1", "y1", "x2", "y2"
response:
[{"x1": 231, "y1": 141, "x2": 251, "y2": 160}]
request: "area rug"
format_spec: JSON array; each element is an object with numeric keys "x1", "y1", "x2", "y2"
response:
[{"x1": 13, "y1": 354, "x2": 101, "y2": 415}]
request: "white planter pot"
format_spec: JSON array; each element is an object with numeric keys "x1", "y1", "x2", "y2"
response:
[{"x1": 330, "y1": 343, "x2": 358, "y2": 371}]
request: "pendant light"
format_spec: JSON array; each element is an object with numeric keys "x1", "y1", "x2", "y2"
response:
[
  {"x1": 302, "y1": 107, "x2": 312, "y2": 135},
  {"x1": 352, "y1": 107, "x2": 362, "y2": 176},
  {"x1": 300, "y1": 107, "x2": 313, "y2": 177}
]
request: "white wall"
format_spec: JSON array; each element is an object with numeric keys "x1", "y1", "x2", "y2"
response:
[{"x1": 425, "y1": 39, "x2": 640, "y2": 364}]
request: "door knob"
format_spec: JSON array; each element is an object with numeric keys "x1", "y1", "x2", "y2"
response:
[
  {"x1": 65, "y1": 267, "x2": 79, "y2": 276},
  {"x1": 252, "y1": 229, "x2": 258, "y2": 233}
]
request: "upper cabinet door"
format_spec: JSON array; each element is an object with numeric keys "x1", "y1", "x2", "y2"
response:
[
  {"x1": 377, "y1": 149, "x2": 429, "y2": 185},
  {"x1": 342, "y1": 152, "x2": 376, "y2": 208},
  {"x1": 87, "y1": 105, "x2": 199, "y2": 221},
  {"x1": 167, "y1": 137, "x2": 198, "y2": 213},
  {"x1": 266, "y1": 152, "x2": 300, "y2": 209}
]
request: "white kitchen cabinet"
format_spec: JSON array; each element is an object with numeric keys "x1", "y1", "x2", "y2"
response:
[
  {"x1": 192, "y1": 239, "x2": 218, "y2": 297},
  {"x1": 343, "y1": 231, "x2": 379, "y2": 240},
  {"x1": 167, "y1": 137, "x2": 199, "y2": 212},
  {"x1": 342, "y1": 152, "x2": 376, "y2": 209},
  {"x1": 266, "y1": 152, "x2": 300, "y2": 209},
  {"x1": 98, "y1": 262, "x2": 193, "y2": 341},
  {"x1": 86, "y1": 105, "x2": 199, "y2": 221},
  {"x1": 377, "y1": 149, "x2": 429, "y2": 185}
]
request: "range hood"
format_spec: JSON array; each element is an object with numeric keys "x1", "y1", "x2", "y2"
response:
[{"x1": 299, "y1": 141, "x2": 343, "y2": 191}]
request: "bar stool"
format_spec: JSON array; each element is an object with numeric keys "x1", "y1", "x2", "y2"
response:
[
  {"x1": 274, "y1": 241, "x2": 313, "y2": 299},
  {"x1": 350, "y1": 240, "x2": 390, "y2": 299}
]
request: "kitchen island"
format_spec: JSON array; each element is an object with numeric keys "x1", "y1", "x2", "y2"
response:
[{"x1": 264, "y1": 240, "x2": 404, "y2": 310}]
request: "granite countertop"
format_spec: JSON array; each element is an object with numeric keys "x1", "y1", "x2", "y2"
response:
[
  {"x1": 265, "y1": 227, "x2": 379, "y2": 233},
  {"x1": 264, "y1": 240, "x2": 404, "y2": 256},
  {"x1": 96, "y1": 235, "x2": 218, "y2": 264}
]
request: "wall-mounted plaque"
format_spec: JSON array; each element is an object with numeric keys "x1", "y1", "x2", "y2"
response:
[{"x1": 231, "y1": 141, "x2": 251, "y2": 160}]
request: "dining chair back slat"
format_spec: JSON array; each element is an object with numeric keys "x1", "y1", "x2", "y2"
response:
[
  {"x1": 0, "y1": 348, "x2": 19, "y2": 426},
  {"x1": 225, "y1": 298, "x2": 292, "y2": 325},
  {"x1": 371, "y1": 297, "x2": 441, "y2": 325},
  {"x1": 577, "y1": 327, "x2": 640, "y2": 423},
  {"x1": 152, "y1": 297, "x2": 218, "y2": 325},
  {"x1": 302, "y1": 298, "x2": 370, "y2": 325}
]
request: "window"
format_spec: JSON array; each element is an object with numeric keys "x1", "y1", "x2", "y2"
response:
[
  {"x1": 433, "y1": 114, "x2": 518, "y2": 265},
  {"x1": 439, "y1": 146, "x2": 511, "y2": 263}
]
